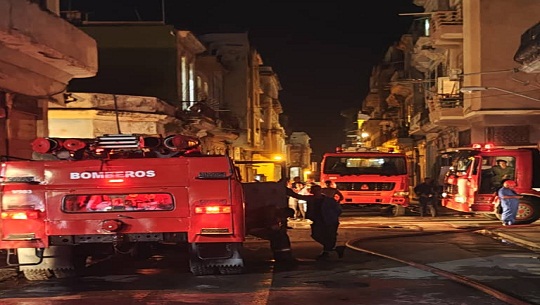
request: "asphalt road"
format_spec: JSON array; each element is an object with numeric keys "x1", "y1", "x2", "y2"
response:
[{"x1": 0, "y1": 210, "x2": 539, "y2": 305}]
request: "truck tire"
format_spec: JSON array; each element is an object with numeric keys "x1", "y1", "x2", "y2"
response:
[
  {"x1": 22, "y1": 269, "x2": 53, "y2": 281},
  {"x1": 515, "y1": 197, "x2": 540, "y2": 225},
  {"x1": 392, "y1": 205, "x2": 406, "y2": 216},
  {"x1": 19, "y1": 246, "x2": 77, "y2": 280}
]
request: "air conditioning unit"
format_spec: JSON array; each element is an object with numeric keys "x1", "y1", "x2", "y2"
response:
[{"x1": 449, "y1": 69, "x2": 462, "y2": 81}]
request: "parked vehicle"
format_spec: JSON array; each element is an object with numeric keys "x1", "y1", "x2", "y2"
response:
[
  {"x1": 319, "y1": 147, "x2": 410, "y2": 216},
  {"x1": 441, "y1": 143, "x2": 540, "y2": 224},
  {"x1": 0, "y1": 134, "x2": 290, "y2": 280}
]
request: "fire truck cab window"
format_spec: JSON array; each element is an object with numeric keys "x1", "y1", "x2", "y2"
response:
[
  {"x1": 63, "y1": 193, "x2": 174, "y2": 212},
  {"x1": 323, "y1": 156, "x2": 406, "y2": 175}
]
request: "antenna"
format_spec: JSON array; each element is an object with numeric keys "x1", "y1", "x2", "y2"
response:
[
  {"x1": 161, "y1": 0, "x2": 165, "y2": 24},
  {"x1": 113, "y1": 95, "x2": 122, "y2": 134}
]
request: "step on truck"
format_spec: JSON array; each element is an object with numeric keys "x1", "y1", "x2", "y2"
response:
[
  {"x1": 0, "y1": 134, "x2": 292, "y2": 280},
  {"x1": 441, "y1": 143, "x2": 540, "y2": 224},
  {"x1": 320, "y1": 147, "x2": 410, "y2": 216}
]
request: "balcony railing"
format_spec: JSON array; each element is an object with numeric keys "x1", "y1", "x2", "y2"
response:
[
  {"x1": 430, "y1": 10, "x2": 463, "y2": 43},
  {"x1": 427, "y1": 93, "x2": 465, "y2": 126}
]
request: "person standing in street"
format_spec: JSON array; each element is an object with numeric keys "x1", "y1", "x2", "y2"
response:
[
  {"x1": 414, "y1": 177, "x2": 438, "y2": 217},
  {"x1": 497, "y1": 180, "x2": 522, "y2": 226},
  {"x1": 286, "y1": 184, "x2": 345, "y2": 260},
  {"x1": 321, "y1": 180, "x2": 344, "y2": 203}
]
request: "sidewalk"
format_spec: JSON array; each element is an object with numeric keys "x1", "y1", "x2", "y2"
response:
[{"x1": 487, "y1": 224, "x2": 540, "y2": 251}]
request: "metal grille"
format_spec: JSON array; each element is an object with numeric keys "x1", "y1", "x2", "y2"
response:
[
  {"x1": 336, "y1": 182, "x2": 395, "y2": 191},
  {"x1": 486, "y1": 126, "x2": 530, "y2": 145}
]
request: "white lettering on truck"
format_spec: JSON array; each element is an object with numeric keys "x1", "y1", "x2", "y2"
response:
[{"x1": 70, "y1": 170, "x2": 156, "y2": 180}]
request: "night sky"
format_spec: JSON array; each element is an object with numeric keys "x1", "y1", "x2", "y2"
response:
[{"x1": 61, "y1": 0, "x2": 423, "y2": 161}]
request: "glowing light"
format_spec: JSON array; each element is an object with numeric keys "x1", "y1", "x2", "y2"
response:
[
  {"x1": 195, "y1": 206, "x2": 231, "y2": 214},
  {"x1": 108, "y1": 179, "x2": 124, "y2": 183},
  {"x1": 272, "y1": 155, "x2": 283, "y2": 161}
]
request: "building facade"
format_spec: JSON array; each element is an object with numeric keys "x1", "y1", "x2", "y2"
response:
[
  {"x1": 0, "y1": 0, "x2": 97, "y2": 159},
  {"x1": 362, "y1": 0, "x2": 540, "y2": 187}
]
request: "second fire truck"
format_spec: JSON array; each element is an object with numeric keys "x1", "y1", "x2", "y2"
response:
[
  {"x1": 441, "y1": 143, "x2": 540, "y2": 224},
  {"x1": 320, "y1": 147, "x2": 410, "y2": 216}
]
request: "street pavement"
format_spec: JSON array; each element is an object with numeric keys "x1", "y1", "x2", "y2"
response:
[
  {"x1": 438, "y1": 206, "x2": 540, "y2": 252},
  {"x1": 288, "y1": 205, "x2": 540, "y2": 253},
  {"x1": 487, "y1": 223, "x2": 540, "y2": 251}
]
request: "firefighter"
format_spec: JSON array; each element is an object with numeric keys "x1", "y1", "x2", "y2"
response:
[
  {"x1": 491, "y1": 160, "x2": 515, "y2": 190},
  {"x1": 246, "y1": 205, "x2": 296, "y2": 263},
  {"x1": 321, "y1": 180, "x2": 344, "y2": 203},
  {"x1": 414, "y1": 177, "x2": 438, "y2": 217},
  {"x1": 287, "y1": 185, "x2": 345, "y2": 260},
  {"x1": 497, "y1": 180, "x2": 522, "y2": 226}
]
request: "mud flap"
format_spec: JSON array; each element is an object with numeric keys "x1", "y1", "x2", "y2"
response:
[
  {"x1": 18, "y1": 246, "x2": 76, "y2": 280},
  {"x1": 188, "y1": 243, "x2": 244, "y2": 276},
  {"x1": 18, "y1": 246, "x2": 74, "y2": 270}
]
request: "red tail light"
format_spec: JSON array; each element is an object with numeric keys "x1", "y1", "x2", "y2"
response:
[
  {"x1": 195, "y1": 206, "x2": 231, "y2": 214},
  {"x1": 1, "y1": 210, "x2": 39, "y2": 220}
]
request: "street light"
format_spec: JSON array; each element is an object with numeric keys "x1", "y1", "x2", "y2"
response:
[{"x1": 460, "y1": 86, "x2": 540, "y2": 102}]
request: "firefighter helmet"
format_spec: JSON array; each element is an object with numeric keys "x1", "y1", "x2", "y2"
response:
[{"x1": 503, "y1": 180, "x2": 517, "y2": 188}]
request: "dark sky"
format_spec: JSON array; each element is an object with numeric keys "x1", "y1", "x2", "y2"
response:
[{"x1": 62, "y1": 0, "x2": 422, "y2": 161}]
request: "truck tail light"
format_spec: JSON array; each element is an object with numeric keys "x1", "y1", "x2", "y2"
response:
[
  {"x1": 195, "y1": 206, "x2": 231, "y2": 214},
  {"x1": 1, "y1": 210, "x2": 39, "y2": 220}
]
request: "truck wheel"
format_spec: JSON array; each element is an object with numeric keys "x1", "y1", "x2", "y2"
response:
[
  {"x1": 19, "y1": 246, "x2": 78, "y2": 280},
  {"x1": 22, "y1": 269, "x2": 53, "y2": 281},
  {"x1": 392, "y1": 205, "x2": 406, "y2": 216},
  {"x1": 515, "y1": 197, "x2": 540, "y2": 225}
]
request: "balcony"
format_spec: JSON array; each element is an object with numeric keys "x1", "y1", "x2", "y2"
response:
[
  {"x1": 0, "y1": 1, "x2": 97, "y2": 97},
  {"x1": 430, "y1": 10, "x2": 463, "y2": 47},
  {"x1": 427, "y1": 94, "x2": 465, "y2": 126}
]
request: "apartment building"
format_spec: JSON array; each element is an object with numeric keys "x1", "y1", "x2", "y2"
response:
[
  {"x1": 362, "y1": 0, "x2": 540, "y2": 185},
  {"x1": 0, "y1": 0, "x2": 97, "y2": 159}
]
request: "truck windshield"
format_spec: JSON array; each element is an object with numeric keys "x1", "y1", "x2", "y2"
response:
[
  {"x1": 452, "y1": 156, "x2": 475, "y2": 172},
  {"x1": 323, "y1": 156, "x2": 407, "y2": 175},
  {"x1": 63, "y1": 193, "x2": 174, "y2": 213}
]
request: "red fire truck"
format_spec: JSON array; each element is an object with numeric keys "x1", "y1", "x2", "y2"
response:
[
  {"x1": 319, "y1": 148, "x2": 410, "y2": 216},
  {"x1": 441, "y1": 144, "x2": 540, "y2": 224},
  {"x1": 0, "y1": 134, "x2": 291, "y2": 280}
]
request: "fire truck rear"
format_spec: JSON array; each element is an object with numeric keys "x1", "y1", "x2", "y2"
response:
[
  {"x1": 319, "y1": 148, "x2": 410, "y2": 216},
  {"x1": 441, "y1": 144, "x2": 540, "y2": 224},
  {"x1": 0, "y1": 134, "x2": 253, "y2": 280}
]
